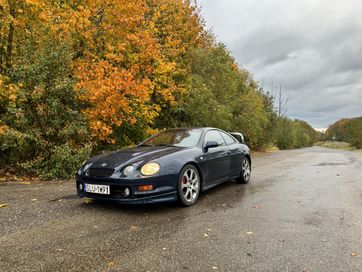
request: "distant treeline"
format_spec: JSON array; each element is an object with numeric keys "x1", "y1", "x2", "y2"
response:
[
  {"x1": 0, "y1": 0, "x2": 317, "y2": 178},
  {"x1": 325, "y1": 117, "x2": 362, "y2": 149}
]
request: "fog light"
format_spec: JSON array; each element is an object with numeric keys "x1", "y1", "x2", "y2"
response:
[
  {"x1": 122, "y1": 187, "x2": 131, "y2": 197},
  {"x1": 138, "y1": 185, "x2": 153, "y2": 192},
  {"x1": 79, "y1": 183, "x2": 84, "y2": 191}
]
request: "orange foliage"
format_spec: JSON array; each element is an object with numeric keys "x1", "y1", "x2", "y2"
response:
[{"x1": 54, "y1": 0, "x2": 207, "y2": 142}]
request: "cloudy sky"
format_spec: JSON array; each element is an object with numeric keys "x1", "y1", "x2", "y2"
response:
[{"x1": 199, "y1": 0, "x2": 362, "y2": 128}]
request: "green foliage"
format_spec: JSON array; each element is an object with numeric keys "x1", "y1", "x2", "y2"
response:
[
  {"x1": 326, "y1": 117, "x2": 362, "y2": 149},
  {"x1": 177, "y1": 75, "x2": 234, "y2": 129},
  {"x1": 274, "y1": 118, "x2": 316, "y2": 150},
  {"x1": 157, "y1": 45, "x2": 278, "y2": 150},
  {"x1": 0, "y1": 41, "x2": 92, "y2": 178},
  {"x1": 21, "y1": 143, "x2": 92, "y2": 179},
  {"x1": 0, "y1": 2, "x2": 319, "y2": 179},
  {"x1": 315, "y1": 141, "x2": 353, "y2": 150},
  {"x1": 275, "y1": 118, "x2": 294, "y2": 149}
]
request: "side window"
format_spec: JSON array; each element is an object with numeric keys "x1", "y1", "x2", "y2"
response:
[
  {"x1": 204, "y1": 130, "x2": 225, "y2": 146},
  {"x1": 220, "y1": 131, "x2": 236, "y2": 145}
]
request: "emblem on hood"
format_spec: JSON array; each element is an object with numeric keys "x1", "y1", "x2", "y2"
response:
[{"x1": 100, "y1": 162, "x2": 108, "y2": 167}]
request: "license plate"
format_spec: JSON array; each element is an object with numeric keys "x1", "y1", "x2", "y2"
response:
[{"x1": 85, "y1": 184, "x2": 110, "y2": 195}]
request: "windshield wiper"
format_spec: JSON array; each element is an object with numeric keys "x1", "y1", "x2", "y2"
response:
[
  {"x1": 137, "y1": 143, "x2": 154, "y2": 147},
  {"x1": 155, "y1": 144, "x2": 176, "y2": 147}
]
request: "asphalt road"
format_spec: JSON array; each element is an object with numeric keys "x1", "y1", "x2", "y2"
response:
[{"x1": 1, "y1": 147, "x2": 361, "y2": 272}]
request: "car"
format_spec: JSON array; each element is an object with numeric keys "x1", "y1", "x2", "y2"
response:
[{"x1": 76, "y1": 127, "x2": 251, "y2": 206}]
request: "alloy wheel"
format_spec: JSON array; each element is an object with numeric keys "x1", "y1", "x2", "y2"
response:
[
  {"x1": 181, "y1": 168, "x2": 200, "y2": 203},
  {"x1": 242, "y1": 158, "x2": 251, "y2": 181}
]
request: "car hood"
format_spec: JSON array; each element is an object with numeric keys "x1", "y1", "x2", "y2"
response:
[{"x1": 88, "y1": 146, "x2": 186, "y2": 169}]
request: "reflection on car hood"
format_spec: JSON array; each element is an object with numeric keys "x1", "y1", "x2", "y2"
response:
[{"x1": 89, "y1": 146, "x2": 185, "y2": 169}]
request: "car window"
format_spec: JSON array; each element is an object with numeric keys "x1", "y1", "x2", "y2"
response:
[
  {"x1": 204, "y1": 130, "x2": 225, "y2": 146},
  {"x1": 142, "y1": 129, "x2": 202, "y2": 148},
  {"x1": 220, "y1": 131, "x2": 236, "y2": 145}
]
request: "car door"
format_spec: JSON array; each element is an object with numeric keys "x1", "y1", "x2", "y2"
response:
[
  {"x1": 219, "y1": 131, "x2": 243, "y2": 177},
  {"x1": 202, "y1": 130, "x2": 231, "y2": 185}
]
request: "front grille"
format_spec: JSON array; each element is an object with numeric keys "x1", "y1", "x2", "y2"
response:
[{"x1": 88, "y1": 167, "x2": 115, "y2": 177}]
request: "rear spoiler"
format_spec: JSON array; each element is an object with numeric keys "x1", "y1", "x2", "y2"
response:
[{"x1": 229, "y1": 132, "x2": 245, "y2": 144}]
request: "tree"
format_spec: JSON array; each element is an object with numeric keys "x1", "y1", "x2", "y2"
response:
[
  {"x1": 0, "y1": 0, "x2": 46, "y2": 73},
  {"x1": 327, "y1": 117, "x2": 362, "y2": 149},
  {"x1": 0, "y1": 41, "x2": 92, "y2": 178}
]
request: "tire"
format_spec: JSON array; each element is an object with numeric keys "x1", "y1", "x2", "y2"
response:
[
  {"x1": 236, "y1": 157, "x2": 251, "y2": 184},
  {"x1": 177, "y1": 165, "x2": 201, "y2": 206}
]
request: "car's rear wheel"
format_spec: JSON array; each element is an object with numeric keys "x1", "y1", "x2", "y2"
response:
[
  {"x1": 177, "y1": 165, "x2": 201, "y2": 206},
  {"x1": 236, "y1": 157, "x2": 251, "y2": 184}
]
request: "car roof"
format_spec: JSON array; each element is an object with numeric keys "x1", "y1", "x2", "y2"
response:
[{"x1": 164, "y1": 127, "x2": 219, "y2": 132}]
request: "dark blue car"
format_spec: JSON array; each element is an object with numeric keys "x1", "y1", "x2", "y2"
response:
[{"x1": 76, "y1": 127, "x2": 251, "y2": 206}]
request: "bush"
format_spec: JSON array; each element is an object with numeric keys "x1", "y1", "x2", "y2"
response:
[
  {"x1": 20, "y1": 144, "x2": 92, "y2": 179},
  {"x1": 0, "y1": 42, "x2": 92, "y2": 178}
]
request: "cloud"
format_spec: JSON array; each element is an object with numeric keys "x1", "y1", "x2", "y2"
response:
[{"x1": 200, "y1": 0, "x2": 362, "y2": 127}]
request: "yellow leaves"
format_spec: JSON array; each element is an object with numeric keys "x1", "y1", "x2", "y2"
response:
[
  {"x1": 75, "y1": 58, "x2": 156, "y2": 142},
  {"x1": 38, "y1": 11, "x2": 49, "y2": 22},
  {"x1": 89, "y1": 119, "x2": 115, "y2": 141},
  {"x1": 107, "y1": 261, "x2": 115, "y2": 269},
  {"x1": 61, "y1": 0, "x2": 208, "y2": 143},
  {"x1": 146, "y1": 127, "x2": 159, "y2": 136},
  {"x1": 148, "y1": 20, "x2": 155, "y2": 30},
  {"x1": 130, "y1": 224, "x2": 140, "y2": 231},
  {"x1": 18, "y1": 181, "x2": 31, "y2": 185},
  {"x1": 24, "y1": 0, "x2": 41, "y2": 6},
  {"x1": 0, "y1": 124, "x2": 8, "y2": 135},
  {"x1": 83, "y1": 199, "x2": 93, "y2": 204},
  {"x1": 0, "y1": 76, "x2": 20, "y2": 106}
]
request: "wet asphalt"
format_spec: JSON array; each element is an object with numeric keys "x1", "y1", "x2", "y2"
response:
[{"x1": 0, "y1": 147, "x2": 361, "y2": 272}]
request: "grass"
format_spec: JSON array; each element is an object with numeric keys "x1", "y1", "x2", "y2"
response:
[{"x1": 315, "y1": 141, "x2": 361, "y2": 152}]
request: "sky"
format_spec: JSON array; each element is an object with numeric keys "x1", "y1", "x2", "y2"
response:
[{"x1": 199, "y1": 0, "x2": 362, "y2": 128}]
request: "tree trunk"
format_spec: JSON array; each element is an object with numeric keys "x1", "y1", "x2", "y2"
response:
[
  {"x1": 0, "y1": 6, "x2": 4, "y2": 73},
  {"x1": 5, "y1": 3, "x2": 15, "y2": 71}
]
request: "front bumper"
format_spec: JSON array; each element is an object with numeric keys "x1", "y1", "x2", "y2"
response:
[{"x1": 76, "y1": 174, "x2": 178, "y2": 204}]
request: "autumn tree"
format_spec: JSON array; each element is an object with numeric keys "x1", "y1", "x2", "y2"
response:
[
  {"x1": 50, "y1": 0, "x2": 207, "y2": 143},
  {"x1": 0, "y1": 0, "x2": 319, "y2": 178},
  {"x1": 0, "y1": 0, "x2": 48, "y2": 73}
]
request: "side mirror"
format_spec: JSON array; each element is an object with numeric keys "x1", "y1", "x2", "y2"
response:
[{"x1": 204, "y1": 141, "x2": 219, "y2": 150}]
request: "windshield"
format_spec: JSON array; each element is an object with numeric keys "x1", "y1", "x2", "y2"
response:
[{"x1": 141, "y1": 129, "x2": 202, "y2": 148}]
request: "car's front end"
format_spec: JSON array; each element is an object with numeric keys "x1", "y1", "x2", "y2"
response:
[{"x1": 76, "y1": 159, "x2": 179, "y2": 204}]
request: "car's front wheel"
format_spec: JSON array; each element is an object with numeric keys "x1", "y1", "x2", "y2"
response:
[
  {"x1": 177, "y1": 165, "x2": 201, "y2": 206},
  {"x1": 236, "y1": 157, "x2": 251, "y2": 184}
]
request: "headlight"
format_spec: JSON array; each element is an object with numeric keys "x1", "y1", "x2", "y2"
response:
[
  {"x1": 140, "y1": 162, "x2": 160, "y2": 176},
  {"x1": 123, "y1": 165, "x2": 135, "y2": 176},
  {"x1": 78, "y1": 162, "x2": 92, "y2": 175},
  {"x1": 83, "y1": 163, "x2": 92, "y2": 172}
]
